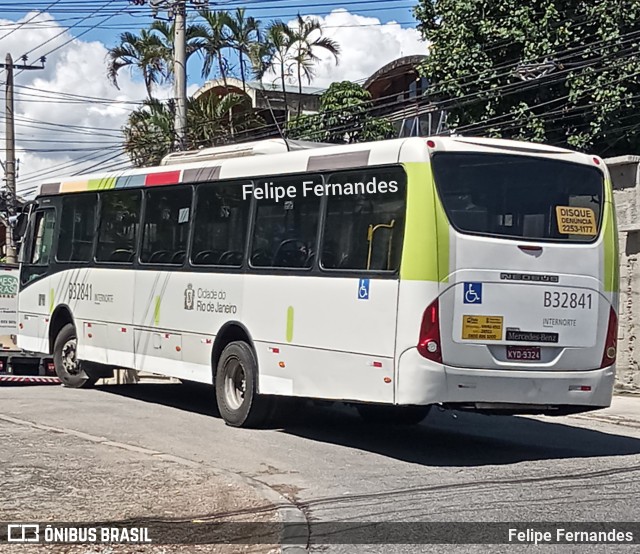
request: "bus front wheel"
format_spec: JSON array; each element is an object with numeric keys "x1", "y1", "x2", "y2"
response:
[
  {"x1": 53, "y1": 323, "x2": 97, "y2": 389},
  {"x1": 215, "y1": 341, "x2": 270, "y2": 428},
  {"x1": 356, "y1": 404, "x2": 430, "y2": 426}
]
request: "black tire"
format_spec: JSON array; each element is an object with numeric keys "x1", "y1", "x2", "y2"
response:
[
  {"x1": 215, "y1": 341, "x2": 271, "y2": 428},
  {"x1": 356, "y1": 404, "x2": 431, "y2": 426},
  {"x1": 53, "y1": 323, "x2": 97, "y2": 389}
]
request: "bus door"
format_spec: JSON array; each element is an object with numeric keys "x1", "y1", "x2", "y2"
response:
[{"x1": 18, "y1": 207, "x2": 57, "y2": 353}]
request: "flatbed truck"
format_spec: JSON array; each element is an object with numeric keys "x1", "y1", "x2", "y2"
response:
[{"x1": 0, "y1": 264, "x2": 57, "y2": 384}]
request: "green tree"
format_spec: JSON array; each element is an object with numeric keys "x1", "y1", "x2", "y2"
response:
[
  {"x1": 147, "y1": 20, "x2": 206, "y2": 82},
  {"x1": 413, "y1": 0, "x2": 640, "y2": 155},
  {"x1": 287, "y1": 14, "x2": 340, "y2": 117},
  {"x1": 107, "y1": 30, "x2": 166, "y2": 98},
  {"x1": 250, "y1": 21, "x2": 294, "y2": 120},
  {"x1": 107, "y1": 22, "x2": 204, "y2": 99},
  {"x1": 195, "y1": 10, "x2": 232, "y2": 87},
  {"x1": 123, "y1": 94, "x2": 264, "y2": 167},
  {"x1": 287, "y1": 81, "x2": 395, "y2": 143},
  {"x1": 225, "y1": 8, "x2": 261, "y2": 92}
]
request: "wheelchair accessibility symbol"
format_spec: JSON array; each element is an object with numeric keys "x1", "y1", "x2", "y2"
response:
[
  {"x1": 463, "y1": 282, "x2": 483, "y2": 304},
  {"x1": 358, "y1": 278, "x2": 370, "y2": 300}
]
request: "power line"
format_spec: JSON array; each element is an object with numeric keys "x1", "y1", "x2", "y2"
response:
[
  {"x1": 18, "y1": 146, "x2": 125, "y2": 183},
  {"x1": 0, "y1": 0, "x2": 65, "y2": 43},
  {"x1": 17, "y1": 0, "x2": 121, "y2": 61},
  {"x1": 3, "y1": 10, "x2": 626, "y2": 112},
  {"x1": 17, "y1": 147, "x2": 127, "y2": 187}
]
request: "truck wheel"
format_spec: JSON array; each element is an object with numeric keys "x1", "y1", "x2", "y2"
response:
[
  {"x1": 356, "y1": 404, "x2": 431, "y2": 426},
  {"x1": 53, "y1": 323, "x2": 96, "y2": 389},
  {"x1": 215, "y1": 341, "x2": 270, "y2": 428}
]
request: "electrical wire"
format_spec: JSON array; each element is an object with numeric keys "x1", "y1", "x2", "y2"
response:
[{"x1": 0, "y1": 0, "x2": 65, "y2": 43}]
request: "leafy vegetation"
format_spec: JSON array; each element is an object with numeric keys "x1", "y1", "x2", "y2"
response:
[
  {"x1": 109, "y1": 9, "x2": 348, "y2": 163},
  {"x1": 287, "y1": 81, "x2": 395, "y2": 144},
  {"x1": 123, "y1": 94, "x2": 263, "y2": 167},
  {"x1": 107, "y1": 20, "x2": 204, "y2": 99},
  {"x1": 413, "y1": 0, "x2": 640, "y2": 155}
]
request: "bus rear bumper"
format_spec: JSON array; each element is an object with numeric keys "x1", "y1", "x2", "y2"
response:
[{"x1": 396, "y1": 348, "x2": 615, "y2": 413}]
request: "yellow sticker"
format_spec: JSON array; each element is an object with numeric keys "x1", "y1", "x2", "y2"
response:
[
  {"x1": 462, "y1": 315, "x2": 503, "y2": 341},
  {"x1": 555, "y1": 206, "x2": 597, "y2": 235}
]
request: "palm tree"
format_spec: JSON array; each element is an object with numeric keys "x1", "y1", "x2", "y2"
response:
[
  {"x1": 148, "y1": 20, "x2": 207, "y2": 82},
  {"x1": 287, "y1": 14, "x2": 340, "y2": 117},
  {"x1": 225, "y1": 8, "x2": 261, "y2": 92},
  {"x1": 107, "y1": 22, "x2": 205, "y2": 99},
  {"x1": 250, "y1": 21, "x2": 294, "y2": 122},
  {"x1": 123, "y1": 94, "x2": 265, "y2": 167},
  {"x1": 188, "y1": 93, "x2": 264, "y2": 146},
  {"x1": 194, "y1": 10, "x2": 232, "y2": 88},
  {"x1": 107, "y1": 30, "x2": 167, "y2": 98},
  {"x1": 123, "y1": 98, "x2": 175, "y2": 166}
]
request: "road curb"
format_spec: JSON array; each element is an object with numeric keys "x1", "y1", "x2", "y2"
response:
[
  {"x1": 570, "y1": 413, "x2": 640, "y2": 430},
  {"x1": 241, "y1": 475, "x2": 310, "y2": 553},
  {"x1": 0, "y1": 413, "x2": 310, "y2": 552}
]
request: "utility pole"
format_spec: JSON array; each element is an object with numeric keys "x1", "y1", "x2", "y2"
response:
[
  {"x1": 173, "y1": 1, "x2": 187, "y2": 151},
  {"x1": 0, "y1": 54, "x2": 45, "y2": 263},
  {"x1": 132, "y1": 0, "x2": 209, "y2": 151}
]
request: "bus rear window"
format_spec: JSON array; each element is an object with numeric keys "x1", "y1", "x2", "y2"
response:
[{"x1": 431, "y1": 153, "x2": 604, "y2": 242}]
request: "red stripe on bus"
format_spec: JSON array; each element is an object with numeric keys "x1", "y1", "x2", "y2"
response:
[{"x1": 145, "y1": 171, "x2": 181, "y2": 187}]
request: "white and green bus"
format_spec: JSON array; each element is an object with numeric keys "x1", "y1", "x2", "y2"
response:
[{"x1": 16, "y1": 136, "x2": 619, "y2": 427}]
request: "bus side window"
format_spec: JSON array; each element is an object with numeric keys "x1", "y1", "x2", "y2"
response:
[
  {"x1": 95, "y1": 190, "x2": 142, "y2": 264},
  {"x1": 321, "y1": 167, "x2": 406, "y2": 272},
  {"x1": 250, "y1": 176, "x2": 321, "y2": 269},
  {"x1": 191, "y1": 181, "x2": 250, "y2": 267},
  {"x1": 29, "y1": 210, "x2": 56, "y2": 266},
  {"x1": 140, "y1": 187, "x2": 192, "y2": 265},
  {"x1": 57, "y1": 193, "x2": 97, "y2": 263}
]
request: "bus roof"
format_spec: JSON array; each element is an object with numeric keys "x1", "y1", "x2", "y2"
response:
[{"x1": 36, "y1": 136, "x2": 596, "y2": 197}]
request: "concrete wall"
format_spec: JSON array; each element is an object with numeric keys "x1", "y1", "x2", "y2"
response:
[{"x1": 606, "y1": 155, "x2": 640, "y2": 391}]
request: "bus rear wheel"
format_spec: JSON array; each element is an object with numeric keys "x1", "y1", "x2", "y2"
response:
[
  {"x1": 356, "y1": 404, "x2": 430, "y2": 426},
  {"x1": 215, "y1": 341, "x2": 270, "y2": 428},
  {"x1": 53, "y1": 323, "x2": 96, "y2": 389}
]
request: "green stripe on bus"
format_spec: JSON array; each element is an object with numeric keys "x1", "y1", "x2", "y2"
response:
[
  {"x1": 435, "y1": 187, "x2": 450, "y2": 283},
  {"x1": 49, "y1": 288, "x2": 54, "y2": 314},
  {"x1": 286, "y1": 306, "x2": 294, "y2": 342},
  {"x1": 88, "y1": 176, "x2": 116, "y2": 190},
  {"x1": 154, "y1": 296, "x2": 161, "y2": 325},
  {"x1": 603, "y1": 185, "x2": 619, "y2": 293},
  {"x1": 400, "y1": 162, "x2": 448, "y2": 282}
]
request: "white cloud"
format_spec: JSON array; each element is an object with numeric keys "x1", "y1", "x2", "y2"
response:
[
  {"x1": 0, "y1": 11, "x2": 169, "y2": 195},
  {"x1": 285, "y1": 9, "x2": 427, "y2": 88}
]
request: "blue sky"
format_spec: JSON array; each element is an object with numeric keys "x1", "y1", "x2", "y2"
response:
[
  {"x1": 2, "y1": 1, "x2": 423, "y2": 90},
  {"x1": 3, "y1": 1, "x2": 419, "y2": 55}
]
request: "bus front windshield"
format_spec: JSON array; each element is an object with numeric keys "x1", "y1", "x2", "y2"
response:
[{"x1": 432, "y1": 153, "x2": 604, "y2": 243}]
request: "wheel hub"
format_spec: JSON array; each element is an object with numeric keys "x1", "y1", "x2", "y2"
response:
[
  {"x1": 224, "y1": 358, "x2": 246, "y2": 410},
  {"x1": 61, "y1": 338, "x2": 79, "y2": 375}
]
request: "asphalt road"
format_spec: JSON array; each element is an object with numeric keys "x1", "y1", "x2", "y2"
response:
[{"x1": 1, "y1": 382, "x2": 640, "y2": 553}]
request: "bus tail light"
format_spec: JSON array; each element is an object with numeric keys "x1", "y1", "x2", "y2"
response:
[
  {"x1": 568, "y1": 385, "x2": 592, "y2": 392},
  {"x1": 418, "y1": 299, "x2": 442, "y2": 363},
  {"x1": 600, "y1": 306, "x2": 618, "y2": 368}
]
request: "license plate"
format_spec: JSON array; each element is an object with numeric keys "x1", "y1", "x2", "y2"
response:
[{"x1": 506, "y1": 346, "x2": 541, "y2": 360}]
